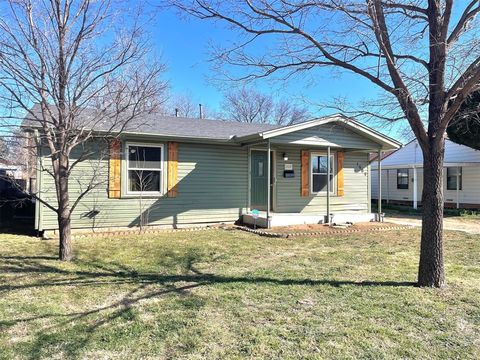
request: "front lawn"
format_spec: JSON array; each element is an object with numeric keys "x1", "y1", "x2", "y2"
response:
[{"x1": 0, "y1": 228, "x2": 479, "y2": 359}]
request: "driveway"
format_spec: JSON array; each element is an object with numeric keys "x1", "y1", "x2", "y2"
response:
[{"x1": 385, "y1": 214, "x2": 480, "y2": 234}]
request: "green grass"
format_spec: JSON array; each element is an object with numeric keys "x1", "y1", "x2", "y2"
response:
[{"x1": 0, "y1": 228, "x2": 479, "y2": 359}]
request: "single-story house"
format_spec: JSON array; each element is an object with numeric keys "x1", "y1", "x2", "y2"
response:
[
  {"x1": 371, "y1": 138, "x2": 480, "y2": 209},
  {"x1": 24, "y1": 111, "x2": 401, "y2": 233}
]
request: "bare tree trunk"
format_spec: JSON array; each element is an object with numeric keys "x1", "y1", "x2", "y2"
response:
[
  {"x1": 58, "y1": 205, "x2": 72, "y2": 261},
  {"x1": 418, "y1": 139, "x2": 446, "y2": 287},
  {"x1": 56, "y1": 154, "x2": 73, "y2": 261}
]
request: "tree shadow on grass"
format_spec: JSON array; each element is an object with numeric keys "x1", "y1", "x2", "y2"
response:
[{"x1": 0, "y1": 254, "x2": 417, "y2": 359}]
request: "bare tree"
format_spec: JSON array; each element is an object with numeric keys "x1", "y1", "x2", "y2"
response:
[
  {"x1": 0, "y1": 137, "x2": 7, "y2": 158},
  {"x1": 0, "y1": 0, "x2": 167, "y2": 260},
  {"x1": 167, "y1": 0, "x2": 480, "y2": 287},
  {"x1": 221, "y1": 87, "x2": 309, "y2": 124},
  {"x1": 128, "y1": 146, "x2": 158, "y2": 231},
  {"x1": 170, "y1": 93, "x2": 197, "y2": 117},
  {"x1": 222, "y1": 87, "x2": 273, "y2": 123},
  {"x1": 135, "y1": 169, "x2": 154, "y2": 231},
  {"x1": 274, "y1": 99, "x2": 310, "y2": 125},
  {"x1": 166, "y1": 92, "x2": 207, "y2": 118}
]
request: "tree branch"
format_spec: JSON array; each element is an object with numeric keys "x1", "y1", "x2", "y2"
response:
[{"x1": 447, "y1": 0, "x2": 480, "y2": 46}]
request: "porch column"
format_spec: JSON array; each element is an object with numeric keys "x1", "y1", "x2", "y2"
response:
[
  {"x1": 327, "y1": 146, "x2": 331, "y2": 224},
  {"x1": 377, "y1": 149, "x2": 382, "y2": 216},
  {"x1": 456, "y1": 166, "x2": 460, "y2": 209},
  {"x1": 413, "y1": 165, "x2": 418, "y2": 210},
  {"x1": 267, "y1": 139, "x2": 271, "y2": 228},
  {"x1": 386, "y1": 169, "x2": 390, "y2": 204}
]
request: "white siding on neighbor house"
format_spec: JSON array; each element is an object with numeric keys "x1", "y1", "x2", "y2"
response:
[
  {"x1": 372, "y1": 139, "x2": 480, "y2": 168},
  {"x1": 371, "y1": 168, "x2": 415, "y2": 202},
  {"x1": 371, "y1": 138, "x2": 480, "y2": 206},
  {"x1": 372, "y1": 166, "x2": 480, "y2": 205}
]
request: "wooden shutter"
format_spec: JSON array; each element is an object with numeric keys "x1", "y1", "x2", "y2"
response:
[
  {"x1": 108, "y1": 139, "x2": 121, "y2": 198},
  {"x1": 301, "y1": 150, "x2": 310, "y2": 197},
  {"x1": 167, "y1": 142, "x2": 178, "y2": 197},
  {"x1": 337, "y1": 151, "x2": 345, "y2": 196}
]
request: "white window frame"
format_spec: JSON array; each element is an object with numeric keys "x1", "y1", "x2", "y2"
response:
[
  {"x1": 125, "y1": 142, "x2": 164, "y2": 196},
  {"x1": 446, "y1": 167, "x2": 462, "y2": 191},
  {"x1": 397, "y1": 168, "x2": 409, "y2": 190},
  {"x1": 310, "y1": 151, "x2": 336, "y2": 195}
]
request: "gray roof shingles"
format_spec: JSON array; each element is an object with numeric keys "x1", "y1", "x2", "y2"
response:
[
  {"x1": 22, "y1": 104, "x2": 281, "y2": 140},
  {"x1": 123, "y1": 114, "x2": 281, "y2": 140}
]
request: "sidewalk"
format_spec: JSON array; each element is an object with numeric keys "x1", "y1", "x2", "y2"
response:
[{"x1": 384, "y1": 215, "x2": 480, "y2": 235}]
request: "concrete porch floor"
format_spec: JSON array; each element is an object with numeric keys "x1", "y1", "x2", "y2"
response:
[
  {"x1": 243, "y1": 212, "x2": 325, "y2": 228},
  {"x1": 242, "y1": 211, "x2": 377, "y2": 228}
]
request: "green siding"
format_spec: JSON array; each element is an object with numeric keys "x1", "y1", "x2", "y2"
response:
[
  {"x1": 38, "y1": 141, "x2": 249, "y2": 230},
  {"x1": 37, "y1": 132, "x2": 372, "y2": 231},
  {"x1": 271, "y1": 123, "x2": 379, "y2": 149},
  {"x1": 273, "y1": 147, "x2": 370, "y2": 214}
]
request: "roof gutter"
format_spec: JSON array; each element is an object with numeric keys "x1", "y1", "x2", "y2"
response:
[{"x1": 22, "y1": 125, "x2": 240, "y2": 145}]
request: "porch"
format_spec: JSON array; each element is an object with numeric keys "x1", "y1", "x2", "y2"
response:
[{"x1": 237, "y1": 116, "x2": 401, "y2": 228}]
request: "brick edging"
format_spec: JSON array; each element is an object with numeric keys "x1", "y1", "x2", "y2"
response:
[
  {"x1": 234, "y1": 225, "x2": 413, "y2": 238},
  {"x1": 63, "y1": 224, "x2": 413, "y2": 240},
  {"x1": 234, "y1": 226, "x2": 288, "y2": 238},
  {"x1": 70, "y1": 226, "x2": 218, "y2": 240}
]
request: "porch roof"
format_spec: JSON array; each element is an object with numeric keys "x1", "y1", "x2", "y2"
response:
[{"x1": 233, "y1": 114, "x2": 402, "y2": 151}]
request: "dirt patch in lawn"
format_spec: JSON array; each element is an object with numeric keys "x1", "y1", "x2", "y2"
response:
[
  {"x1": 268, "y1": 222, "x2": 405, "y2": 234},
  {"x1": 235, "y1": 222, "x2": 411, "y2": 237}
]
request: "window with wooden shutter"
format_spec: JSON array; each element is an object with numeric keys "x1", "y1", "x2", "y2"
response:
[
  {"x1": 301, "y1": 150, "x2": 309, "y2": 197},
  {"x1": 310, "y1": 152, "x2": 335, "y2": 194},
  {"x1": 167, "y1": 142, "x2": 178, "y2": 197},
  {"x1": 337, "y1": 151, "x2": 345, "y2": 196},
  {"x1": 126, "y1": 143, "x2": 164, "y2": 194},
  {"x1": 108, "y1": 139, "x2": 122, "y2": 198}
]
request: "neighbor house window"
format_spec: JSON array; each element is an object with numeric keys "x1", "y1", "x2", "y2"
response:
[
  {"x1": 397, "y1": 169, "x2": 409, "y2": 189},
  {"x1": 311, "y1": 152, "x2": 335, "y2": 193},
  {"x1": 447, "y1": 167, "x2": 462, "y2": 190},
  {"x1": 126, "y1": 143, "x2": 164, "y2": 194}
]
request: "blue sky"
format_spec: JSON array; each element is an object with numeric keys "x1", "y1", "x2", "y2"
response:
[
  {"x1": 0, "y1": 3, "x2": 408, "y2": 142},
  {"x1": 153, "y1": 9, "x2": 408, "y2": 142}
]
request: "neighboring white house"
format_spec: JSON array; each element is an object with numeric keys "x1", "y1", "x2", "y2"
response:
[
  {"x1": 371, "y1": 139, "x2": 480, "y2": 209},
  {"x1": 0, "y1": 158, "x2": 25, "y2": 179},
  {"x1": 0, "y1": 158, "x2": 29, "y2": 192}
]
